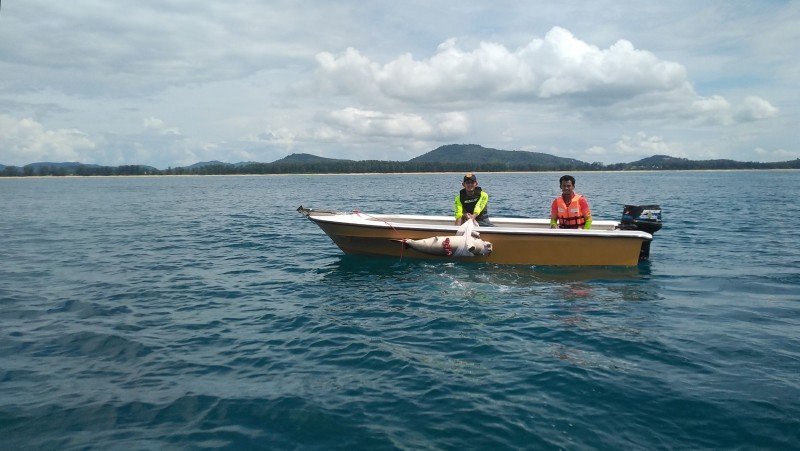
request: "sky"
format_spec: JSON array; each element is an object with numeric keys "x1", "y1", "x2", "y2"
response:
[{"x1": 0, "y1": 1, "x2": 798, "y2": 169}]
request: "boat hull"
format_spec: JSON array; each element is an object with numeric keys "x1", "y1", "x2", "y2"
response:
[{"x1": 303, "y1": 210, "x2": 653, "y2": 266}]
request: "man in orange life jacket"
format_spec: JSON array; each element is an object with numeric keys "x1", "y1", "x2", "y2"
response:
[
  {"x1": 550, "y1": 175, "x2": 592, "y2": 229},
  {"x1": 455, "y1": 172, "x2": 493, "y2": 226}
]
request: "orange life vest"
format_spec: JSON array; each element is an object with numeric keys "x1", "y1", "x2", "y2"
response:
[{"x1": 556, "y1": 194, "x2": 586, "y2": 228}]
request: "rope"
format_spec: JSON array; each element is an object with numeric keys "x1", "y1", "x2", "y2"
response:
[{"x1": 352, "y1": 209, "x2": 406, "y2": 261}]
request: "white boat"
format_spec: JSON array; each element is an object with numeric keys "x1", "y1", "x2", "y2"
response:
[{"x1": 298, "y1": 205, "x2": 662, "y2": 266}]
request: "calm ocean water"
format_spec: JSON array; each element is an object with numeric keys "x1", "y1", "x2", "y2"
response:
[{"x1": 1, "y1": 171, "x2": 799, "y2": 449}]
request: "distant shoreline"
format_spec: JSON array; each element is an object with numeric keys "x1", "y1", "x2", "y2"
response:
[
  {"x1": 1, "y1": 168, "x2": 798, "y2": 180},
  {"x1": 3, "y1": 144, "x2": 799, "y2": 176}
]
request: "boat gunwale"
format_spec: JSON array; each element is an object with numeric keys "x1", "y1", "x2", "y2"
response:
[{"x1": 306, "y1": 212, "x2": 653, "y2": 241}]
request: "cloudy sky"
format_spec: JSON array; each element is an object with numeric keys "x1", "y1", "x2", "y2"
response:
[{"x1": 1, "y1": 1, "x2": 797, "y2": 168}]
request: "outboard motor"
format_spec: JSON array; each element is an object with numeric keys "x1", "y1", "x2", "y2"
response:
[
  {"x1": 620, "y1": 205, "x2": 662, "y2": 234},
  {"x1": 619, "y1": 205, "x2": 662, "y2": 262}
]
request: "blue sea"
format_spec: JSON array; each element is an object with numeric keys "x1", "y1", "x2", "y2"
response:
[{"x1": 1, "y1": 171, "x2": 799, "y2": 449}]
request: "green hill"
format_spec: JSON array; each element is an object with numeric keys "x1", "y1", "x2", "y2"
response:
[
  {"x1": 410, "y1": 144, "x2": 590, "y2": 169},
  {"x1": 273, "y1": 153, "x2": 350, "y2": 164},
  {"x1": 607, "y1": 155, "x2": 800, "y2": 170},
  {"x1": 186, "y1": 160, "x2": 230, "y2": 169}
]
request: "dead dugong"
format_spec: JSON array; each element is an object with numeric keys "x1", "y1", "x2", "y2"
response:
[{"x1": 394, "y1": 232, "x2": 492, "y2": 257}]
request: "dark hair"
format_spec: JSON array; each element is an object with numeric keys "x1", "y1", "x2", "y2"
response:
[{"x1": 559, "y1": 175, "x2": 575, "y2": 186}]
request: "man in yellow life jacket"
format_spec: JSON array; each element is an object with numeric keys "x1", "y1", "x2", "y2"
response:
[
  {"x1": 550, "y1": 175, "x2": 592, "y2": 229},
  {"x1": 455, "y1": 172, "x2": 493, "y2": 226}
]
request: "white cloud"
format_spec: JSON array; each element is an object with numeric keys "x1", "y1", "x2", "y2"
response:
[
  {"x1": 689, "y1": 95, "x2": 734, "y2": 125},
  {"x1": 735, "y1": 96, "x2": 779, "y2": 122},
  {"x1": 234, "y1": 110, "x2": 468, "y2": 161},
  {"x1": 578, "y1": 132, "x2": 683, "y2": 163},
  {"x1": 143, "y1": 117, "x2": 181, "y2": 135},
  {"x1": 684, "y1": 94, "x2": 778, "y2": 126},
  {"x1": 437, "y1": 112, "x2": 471, "y2": 137},
  {"x1": 315, "y1": 26, "x2": 781, "y2": 129},
  {"x1": 614, "y1": 132, "x2": 676, "y2": 157},
  {"x1": 754, "y1": 147, "x2": 800, "y2": 162},
  {"x1": 325, "y1": 108, "x2": 431, "y2": 137},
  {"x1": 585, "y1": 145, "x2": 609, "y2": 156},
  {"x1": 0, "y1": 114, "x2": 96, "y2": 165},
  {"x1": 316, "y1": 27, "x2": 688, "y2": 105},
  {"x1": 321, "y1": 108, "x2": 469, "y2": 140},
  {"x1": 99, "y1": 118, "x2": 222, "y2": 167}
]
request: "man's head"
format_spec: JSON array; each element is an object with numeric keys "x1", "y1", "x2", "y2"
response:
[
  {"x1": 463, "y1": 172, "x2": 478, "y2": 190},
  {"x1": 559, "y1": 175, "x2": 575, "y2": 187},
  {"x1": 559, "y1": 175, "x2": 576, "y2": 195}
]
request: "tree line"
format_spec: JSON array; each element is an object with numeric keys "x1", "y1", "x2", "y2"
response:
[{"x1": 1, "y1": 158, "x2": 798, "y2": 177}]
